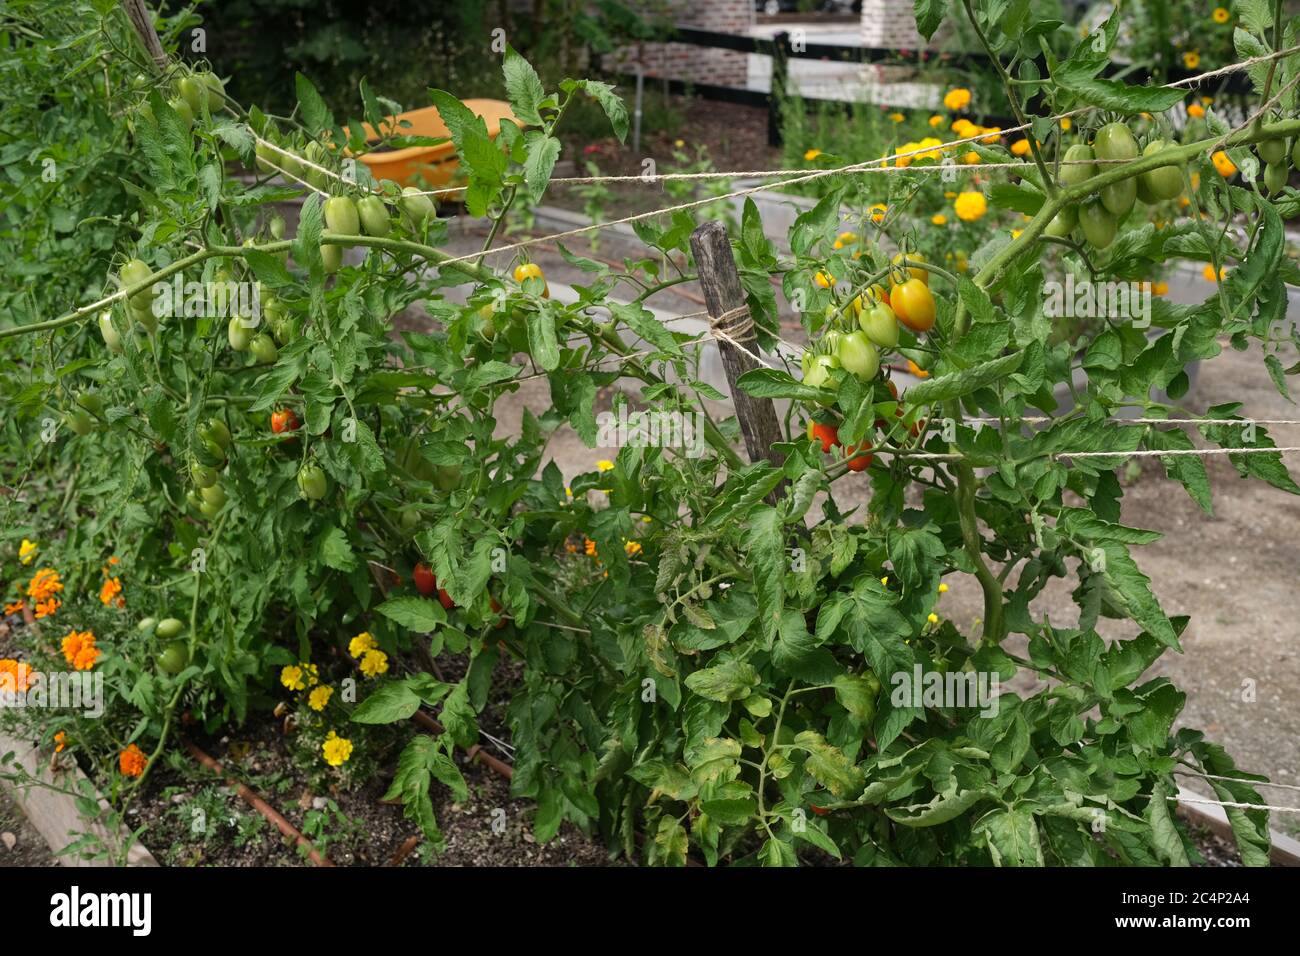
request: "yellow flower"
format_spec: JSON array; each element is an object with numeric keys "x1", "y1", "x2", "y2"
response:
[
  {"x1": 1011, "y1": 138, "x2": 1032, "y2": 156},
  {"x1": 962, "y1": 151, "x2": 980, "y2": 165},
  {"x1": 322, "y1": 730, "x2": 353, "y2": 767},
  {"x1": 979, "y1": 126, "x2": 1001, "y2": 145},
  {"x1": 18, "y1": 540, "x2": 37, "y2": 565},
  {"x1": 832, "y1": 239, "x2": 843, "y2": 250},
  {"x1": 927, "y1": 612, "x2": 939, "y2": 624},
  {"x1": 624, "y1": 540, "x2": 643, "y2": 557},
  {"x1": 54, "y1": 731, "x2": 67, "y2": 753},
  {"x1": 943, "y1": 88, "x2": 972, "y2": 111},
  {"x1": 928, "y1": 114, "x2": 944, "y2": 128},
  {"x1": 584, "y1": 537, "x2": 598, "y2": 558},
  {"x1": 804, "y1": 148, "x2": 823, "y2": 161},
  {"x1": 1188, "y1": 103, "x2": 1206, "y2": 118},
  {"x1": 674, "y1": 139, "x2": 685, "y2": 148},
  {"x1": 931, "y1": 213, "x2": 947, "y2": 225},
  {"x1": 359, "y1": 649, "x2": 389, "y2": 678},
  {"x1": 1211, "y1": 150, "x2": 1237, "y2": 177},
  {"x1": 348, "y1": 631, "x2": 376, "y2": 659},
  {"x1": 907, "y1": 359, "x2": 930, "y2": 379},
  {"x1": 26, "y1": 567, "x2": 63, "y2": 603},
  {"x1": 837, "y1": 231, "x2": 858, "y2": 243},
  {"x1": 938, "y1": 583, "x2": 949, "y2": 593},
  {"x1": 302, "y1": 662, "x2": 319, "y2": 687},
  {"x1": 815, "y1": 271, "x2": 835, "y2": 288},
  {"x1": 1212, "y1": 7, "x2": 1229, "y2": 23},
  {"x1": 308, "y1": 686, "x2": 333, "y2": 712},
  {"x1": 895, "y1": 142, "x2": 918, "y2": 168},
  {"x1": 1060, "y1": 118, "x2": 1072, "y2": 131},
  {"x1": 1203, "y1": 263, "x2": 1226, "y2": 282},
  {"x1": 916, "y1": 137, "x2": 944, "y2": 160},
  {"x1": 954, "y1": 191, "x2": 987, "y2": 221},
  {"x1": 1153, "y1": 280, "x2": 1169, "y2": 296},
  {"x1": 869, "y1": 203, "x2": 887, "y2": 223},
  {"x1": 1010, "y1": 229, "x2": 1023, "y2": 239},
  {"x1": 880, "y1": 576, "x2": 889, "y2": 586},
  {"x1": 596, "y1": 459, "x2": 615, "y2": 472},
  {"x1": 1183, "y1": 51, "x2": 1200, "y2": 70},
  {"x1": 889, "y1": 112, "x2": 905, "y2": 123},
  {"x1": 280, "y1": 665, "x2": 305, "y2": 692},
  {"x1": 565, "y1": 486, "x2": 573, "y2": 497},
  {"x1": 951, "y1": 118, "x2": 977, "y2": 137},
  {"x1": 943, "y1": 190, "x2": 957, "y2": 199},
  {"x1": 1201, "y1": 96, "x2": 1213, "y2": 105}
]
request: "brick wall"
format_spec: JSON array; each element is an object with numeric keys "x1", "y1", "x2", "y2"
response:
[
  {"x1": 616, "y1": 0, "x2": 753, "y2": 89},
  {"x1": 859, "y1": 0, "x2": 932, "y2": 50}
]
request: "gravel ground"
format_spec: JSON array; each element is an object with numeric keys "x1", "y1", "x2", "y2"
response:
[{"x1": 0, "y1": 788, "x2": 58, "y2": 867}]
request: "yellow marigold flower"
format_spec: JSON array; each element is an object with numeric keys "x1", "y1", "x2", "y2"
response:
[
  {"x1": 928, "y1": 114, "x2": 944, "y2": 127},
  {"x1": 938, "y1": 583, "x2": 949, "y2": 593},
  {"x1": 1010, "y1": 228, "x2": 1024, "y2": 239},
  {"x1": 1203, "y1": 263, "x2": 1226, "y2": 282},
  {"x1": 119, "y1": 743, "x2": 146, "y2": 778},
  {"x1": 322, "y1": 731, "x2": 353, "y2": 767},
  {"x1": 1011, "y1": 139, "x2": 1032, "y2": 156},
  {"x1": 18, "y1": 540, "x2": 37, "y2": 565},
  {"x1": 564, "y1": 486, "x2": 573, "y2": 497},
  {"x1": 951, "y1": 118, "x2": 977, "y2": 137},
  {"x1": 1060, "y1": 118, "x2": 1072, "y2": 131},
  {"x1": 1153, "y1": 280, "x2": 1169, "y2": 296},
  {"x1": 624, "y1": 540, "x2": 642, "y2": 557},
  {"x1": 832, "y1": 239, "x2": 843, "y2": 250},
  {"x1": 869, "y1": 203, "x2": 887, "y2": 223},
  {"x1": 1212, "y1": 7, "x2": 1229, "y2": 23},
  {"x1": 1183, "y1": 51, "x2": 1200, "y2": 70},
  {"x1": 1187, "y1": 103, "x2": 1206, "y2": 118},
  {"x1": 26, "y1": 567, "x2": 63, "y2": 603},
  {"x1": 348, "y1": 632, "x2": 376, "y2": 659},
  {"x1": 642, "y1": 515, "x2": 652, "y2": 523},
  {"x1": 1201, "y1": 96, "x2": 1213, "y2": 105},
  {"x1": 979, "y1": 126, "x2": 1001, "y2": 144},
  {"x1": 954, "y1": 191, "x2": 987, "y2": 221},
  {"x1": 308, "y1": 686, "x2": 333, "y2": 712},
  {"x1": 302, "y1": 662, "x2": 319, "y2": 687},
  {"x1": 916, "y1": 137, "x2": 944, "y2": 160},
  {"x1": 895, "y1": 143, "x2": 918, "y2": 168},
  {"x1": 280, "y1": 665, "x2": 305, "y2": 692},
  {"x1": 931, "y1": 213, "x2": 947, "y2": 225},
  {"x1": 596, "y1": 459, "x2": 615, "y2": 472},
  {"x1": 359, "y1": 648, "x2": 389, "y2": 678},
  {"x1": 99, "y1": 576, "x2": 122, "y2": 606},
  {"x1": 889, "y1": 112, "x2": 905, "y2": 123},
  {"x1": 54, "y1": 731, "x2": 67, "y2": 753},
  {"x1": 962, "y1": 151, "x2": 980, "y2": 165},
  {"x1": 837, "y1": 231, "x2": 857, "y2": 243},
  {"x1": 804, "y1": 148, "x2": 822, "y2": 161},
  {"x1": 927, "y1": 612, "x2": 939, "y2": 624},
  {"x1": 1211, "y1": 150, "x2": 1236, "y2": 177},
  {"x1": 943, "y1": 88, "x2": 972, "y2": 111}
]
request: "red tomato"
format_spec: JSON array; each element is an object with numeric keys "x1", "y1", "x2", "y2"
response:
[
  {"x1": 810, "y1": 804, "x2": 829, "y2": 816},
  {"x1": 808, "y1": 421, "x2": 840, "y2": 453},
  {"x1": 271, "y1": 408, "x2": 300, "y2": 434},
  {"x1": 413, "y1": 562, "x2": 437, "y2": 596},
  {"x1": 437, "y1": 587, "x2": 455, "y2": 611},
  {"x1": 846, "y1": 443, "x2": 873, "y2": 472}
]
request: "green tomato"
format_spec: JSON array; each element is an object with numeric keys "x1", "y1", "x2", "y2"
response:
[
  {"x1": 1258, "y1": 137, "x2": 1287, "y2": 166},
  {"x1": 1265, "y1": 160, "x2": 1289, "y2": 195},
  {"x1": 1094, "y1": 122, "x2": 1139, "y2": 163},
  {"x1": 858, "y1": 302, "x2": 899, "y2": 349},
  {"x1": 357, "y1": 196, "x2": 392, "y2": 237},
  {"x1": 99, "y1": 311, "x2": 124, "y2": 352},
  {"x1": 65, "y1": 409, "x2": 93, "y2": 436},
  {"x1": 399, "y1": 186, "x2": 435, "y2": 228},
  {"x1": 76, "y1": 392, "x2": 105, "y2": 416},
  {"x1": 1099, "y1": 178, "x2": 1135, "y2": 218},
  {"x1": 198, "y1": 72, "x2": 224, "y2": 111},
  {"x1": 268, "y1": 213, "x2": 286, "y2": 241},
  {"x1": 324, "y1": 196, "x2": 360, "y2": 235},
  {"x1": 297, "y1": 463, "x2": 328, "y2": 501},
  {"x1": 190, "y1": 461, "x2": 218, "y2": 489},
  {"x1": 320, "y1": 243, "x2": 342, "y2": 274},
  {"x1": 198, "y1": 418, "x2": 230, "y2": 452},
  {"x1": 836, "y1": 331, "x2": 880, "y2": 381},
  {"x1": 155, "y1": 617, "x2": 186, "y2": 640},
  {"x1": 200, "y1": 483, "x2": 226, "y2": 507},
  {"x1": 1292, "y1": 138, "x2": 1300, "y2": 171},
  {"x1": 167, "y1": 96, "x2": 194, "y2": 131},
  {"x1": 803, "y1": 354, "x2": 838, "y2": 390},
  {"x1": 434, "y1": 465, "x2": 461, "y2": 492},
  {"x1": 398, "y1": 506, "x2": 421, "y2": 532},
  {"x1": 303, "y1": 141, "x2": 329, "y2": 190},
  {"x1": 1138, "y1": 140, "x2": 1186, "y2": 202},
  {"x1": 157, "y1": 640, "x2": 189, "y2": 676},
  {"x1": 1079, "y1": 200, "x2": 1117, "y2": 249},
  {"x1": 228, "y1": 317, "x2": 254, "y2": 351},
  {"x1": 249, "y1": 333, "x2": 278, "y2": 365},
  {"x1": 119, "y1": 258, "x2": 154, "y2": 312},
  {"x1": 178, "y1": 76, "x2": 205, "y2": 114},
  {"x1": 1059, "y1": 144, "x2": 1097, "y2": 188},
  {"x1": 254, "y1": 141, "x2": 277, "y2": 174},
  {"x1": 136, "y1": 617, "x2": 158, "y2": 634},
  {"x1": 1044, "y1": 203, "x2": 1078, "y2": 237},
  {"x1": 199, "y1": 497, "x2": 222, "y2": 519}
]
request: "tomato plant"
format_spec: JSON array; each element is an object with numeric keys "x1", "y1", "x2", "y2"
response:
[{"x1": 1, "y1": 0, "x2": 1295, "y2": 868}]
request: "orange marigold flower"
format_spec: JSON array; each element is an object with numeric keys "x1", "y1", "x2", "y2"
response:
[
  {"x1": 26, "y1": 567, "x2": 63, "y2": 603},
  {"x1": 54, "y1": 731, "x2": 67, "y2": 753},
  {"x1": 584, "y1": 538, "x2": 598, "y2": 558},
  {"x1": 73, "y1": 644, "x2": 100, "y2": 671},
  {"x1": 3, "y1": 600, "x2": 24, "y2": 615},
  {"x1": 0, "y1": 659, "x2": 36, "y2": 694},
  {"x1": 34, "y1": 597, "x2": 61, "y2": 619},
  {"x1": 99, "y1": 576, "x2": 123, "y2": 606},
  {"x1": 119, "y1": 743, "x2": 147, "y2": 778}
]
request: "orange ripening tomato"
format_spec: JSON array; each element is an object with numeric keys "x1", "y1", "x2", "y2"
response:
[
  {"x1": 437, "y1": 588, "x2": 455, "y2": 611},
  {"x1": 846, "y1": 441, "x2": 873, "y2": 471},
  {"x1": 270, "y1": 408, "x2": 300, "y2": 434},
  {"x1": 808, "y1": 421, "x2": 840, "y2": 453},
  {"x1": 890, "y1": 279, "x2": 936, "y2": 333},
  {"x1": 413, "y1": 562, "x2": 437, "y2": 596},
  {"x1": 513, "y1": 262, "x2": 550, "y2": 298}
]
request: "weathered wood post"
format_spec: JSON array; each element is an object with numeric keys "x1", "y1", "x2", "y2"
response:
[{"x1": 689, "y1": 221, "x2": 787, "y2": 500}]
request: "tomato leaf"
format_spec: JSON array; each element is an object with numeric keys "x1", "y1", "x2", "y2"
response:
[
  {"x1": 376, "y1": 596, "x2": 447, "y2": 632},
  {"x1": 503, "y1": 47, "x2": 545, "y2": 126}
]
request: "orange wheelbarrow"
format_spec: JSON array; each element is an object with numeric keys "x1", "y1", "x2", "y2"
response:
[{"x1": 357, "y1": 98, "x2": 517, "y2": 190}]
